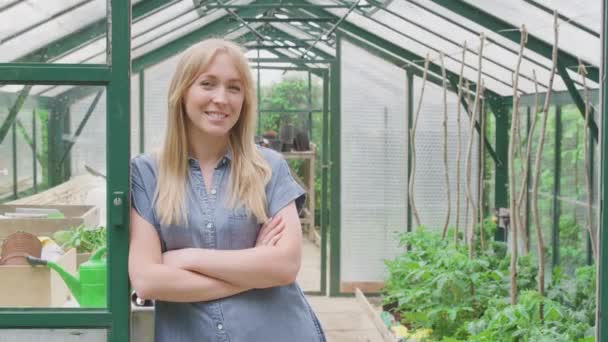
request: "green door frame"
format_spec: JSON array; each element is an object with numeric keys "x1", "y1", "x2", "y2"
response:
[
  {"x1": 0, "y1": 1, "x2": 131, "y2": 341},
  {"x1": 597, "y1": 0, "x2": 608, "y2": 339}
]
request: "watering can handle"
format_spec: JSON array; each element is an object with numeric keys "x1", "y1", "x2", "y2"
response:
[
  {"x1": 26, "y1": 255, "x2": 48, "y2": 266},
  {"x1": 90, "y1": 246, "x2": 107, "y2": 261}
]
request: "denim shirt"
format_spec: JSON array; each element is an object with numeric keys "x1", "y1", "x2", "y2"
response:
[{"x1": 131, "y1": 146, "x2": 325, "y2": 342}]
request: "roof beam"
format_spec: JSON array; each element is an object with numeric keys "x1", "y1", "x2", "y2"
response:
[
  {"x1": 427, "y1": 0, "x2": 599, "y2": 82},
  {"x1": 556, "y1": 61, "x2": 599, "y2": 140}
]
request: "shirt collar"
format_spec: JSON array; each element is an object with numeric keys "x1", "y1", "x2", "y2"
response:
[{"x1": 187, "y1": 148, "x2": 232, "y2": 168}]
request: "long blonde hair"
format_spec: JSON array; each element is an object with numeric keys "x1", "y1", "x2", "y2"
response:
[{"x1": 155, "y1": 38, "x2": 270, "y2": 225}]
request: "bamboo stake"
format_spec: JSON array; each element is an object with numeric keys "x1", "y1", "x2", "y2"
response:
[
  {"x1": 509, "y1": 24, "x2": 527, "y2": 305},
  {"x1": 532, "y1": 12, "x2": 559, "y2": 319},
  {"x1": 578, "y1": 60, "x2": 598, "y2": 261},
  {"x1": 464, "y1": 80, "x2": 471, "y2": 243},
  {"x1": 455, "y1": 43, "x2": 467, "y2": 245},
  {"x1": 409, "y1": 54, "x2": 431, "y2": 228},
  {"x1": 440, "y1": 52, "x2": 452, "y2": 240},
  {"x1": 466, "y1": 34, "x2": 485, "y2": 259}
]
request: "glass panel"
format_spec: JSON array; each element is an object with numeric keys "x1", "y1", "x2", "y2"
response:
[
  {"x1": 413, "y1": 74, "x2": 479, "y2": 231},
  {"x1": 340, "y1": 39, "x2": 407, "y2": 285},
  {"x1": 464, "y1": 0, "x2": 600, "y2": 67},
  {"x1": 143, "y1": 55, "x2": 179, "y2": 152},
  {"x1": 0, "y1": 329, "x2": 106, "y2": 342},
  {"x1": 132, "y1": 9, "x2": 227, "y2": 59},
  {"x1": 0, "y1": 0, "x2": 107, "y2": 63},
  {"x1": 0, "y1": 85, "x2": 107, "y2": 309},
  {"x1": 383, "y1": 0, "x2": 569, "y2": 93}
]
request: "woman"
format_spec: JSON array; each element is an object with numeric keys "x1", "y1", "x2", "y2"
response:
[{"x1": 129, "y1": 38, "x2": 326, "y2": 342}]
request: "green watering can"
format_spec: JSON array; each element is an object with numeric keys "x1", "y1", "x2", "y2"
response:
[{"x1": 27, "y1": 246, "x2": 107, "y2": 307}]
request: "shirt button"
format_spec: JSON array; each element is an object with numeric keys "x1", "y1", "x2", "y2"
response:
[
  {"x1": 211, "y1": 188, "x2": 217, "y2": 195},
  {"x1": 217, "y1": 323, "x2": 223, "y2": 330},
  {"x1": 206, "y1": 222, "x2": 213, "y2": 229}
]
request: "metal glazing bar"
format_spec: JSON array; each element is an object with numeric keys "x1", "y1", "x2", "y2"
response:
[
  {"x1": 552, "y1": 105, "x2": 561, "y2": 268},
  {"x1": 0, "y1": 64, "x2": 110, "y2": 84},
  {"x1": 522, "y1": 0, "x2": 599, "y2": 38},
  {"x1": 308, "y1": 71, "x2": 313, "y2": 138},
  {"x1": 321, "y1": 69, "x2": 329, "y2": 295},
  {"x1": 12, "y1": 121, "x2": 17, "y2": 199},
  {"x1": 407, "y1": 72, "x2": 413, "y2": 233},
  {"x1": 139, "y1": 71, "x2": 145, "y2": 154},
  {"x1": 300, "y1": 0, "x2": 360, "y2": 58},
  {"x1": 217, "y1": 0, "x2": 264, "y2": 40},
  {"x1": 57, "y1": 90, "x2": 103, "y2": 167},
  {"x1": 32, "y1": 109, "x2": 37, "y2": 192},
  {"x1": 1, "y1": 0, "x2": 94, "y2": 45},
  {"x1": 16, "y1": 0, "x2": 176, "y2": 63},
  {"x1": 556, "y1": 61, "x2": 599, "y2": 141},
  {"x1": 598, "y1": 0, "x2": 608, "y2": 338},
  {"x1": 204, "y1": 3, "x2": 372, "y2": 9},
  {"x1": 0, "y1": 86, "x2": 32, "y2": 145},
  {"x1": 237, "y1": 17, "x2": 336, "y2": 22}
]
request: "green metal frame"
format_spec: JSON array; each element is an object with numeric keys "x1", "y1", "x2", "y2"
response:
[
  {"x1": 552, "y1": 105, "x2": 561, "y2": 268},
  {"x1": 597, "y1": 0, "x2": 608, "y2": 338},
  {"x1": 329, "y1": 47, "x2": 341, "y2": 296},
  {"x1": 0, "y1": 1, "x2": 131, "y2": 341},
  {"x1": 486, "y1": 97, "x2": 509, "y2": 241}
]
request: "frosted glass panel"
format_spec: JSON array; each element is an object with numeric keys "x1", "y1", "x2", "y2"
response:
[
  {"x1": 340, "y1": 39, "x2": 408, "y2": 283},
  {"x1": 412, "y1": 78, "x2": 479, "y2": 231}
]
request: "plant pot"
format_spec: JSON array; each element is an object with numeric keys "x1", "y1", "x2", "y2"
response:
[{"x1": 0, "y1": 232, "x2": 42, "y2": 266}]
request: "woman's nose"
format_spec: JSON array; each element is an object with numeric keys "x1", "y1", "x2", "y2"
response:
[{"x1": 212, "y1": 87, "x2": 228, "y2": 104}]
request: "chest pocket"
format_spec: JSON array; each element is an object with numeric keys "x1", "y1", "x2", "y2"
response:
[
  {"x1": 159, "y1": 223, "x2": 199, "y2": 251},
  {"x1": 227, "y1": 207, "x2": 259, "y2": 249}
]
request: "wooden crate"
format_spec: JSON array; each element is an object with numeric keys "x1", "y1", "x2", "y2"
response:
[
  {"x1": 0, "y1": 204, "x2": 99, "y2": 242},
  {"x1": 0, "y1": 248, "x2": 77, "y2": 307}
]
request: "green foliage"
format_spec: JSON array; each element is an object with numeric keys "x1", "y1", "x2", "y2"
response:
[
  {"x1": 468, "y1": 290, "x2": 593, "y2": 341},
  {"x1": 53, "y1": 225, "x2": 106, "y2": 253},
  {"x1": 383, "y1": 227, "x2": 507, "y2": 339},
  {"x1": 383, "y1": 227, "x2": 595, "y2": 341}
]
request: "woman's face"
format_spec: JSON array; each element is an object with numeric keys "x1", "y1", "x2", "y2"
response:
[{"x1": 183, "y1": 51, "x2": 245, "y2": 139}]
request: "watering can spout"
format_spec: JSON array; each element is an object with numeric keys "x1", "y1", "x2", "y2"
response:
[{"x1": 26, "y1": 255, "x2": 81, "y2": 303}]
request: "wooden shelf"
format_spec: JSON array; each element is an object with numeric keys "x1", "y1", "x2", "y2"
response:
[{"x1": 282, "y1": 145, "x2": 316, "y2": 231}]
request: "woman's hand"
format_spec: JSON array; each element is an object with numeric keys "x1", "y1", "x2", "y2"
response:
[{"x1": 256, "y1": 216, "x2": 285, "y2": 247}]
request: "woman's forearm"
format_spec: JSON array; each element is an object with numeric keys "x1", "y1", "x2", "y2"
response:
[
  {"x1": 130, "y1": 263, "x2": 250, "y2": 302},
  {"x1": 165, "y1": 246, "x2": 299, "y2": 289}
]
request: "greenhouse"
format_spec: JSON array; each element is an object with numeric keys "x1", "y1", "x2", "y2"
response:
[{"x1": 0, "y1": 0, "x2": 607, "y2": 341}]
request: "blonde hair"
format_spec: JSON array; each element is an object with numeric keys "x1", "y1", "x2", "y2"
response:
[{"x1": 155, "y1": 38, "x2": 271, "y2": 225}]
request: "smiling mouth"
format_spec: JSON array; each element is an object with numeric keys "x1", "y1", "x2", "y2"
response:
[{"x1": 205, "y1": 111, "x2": 228, "y2": 120}]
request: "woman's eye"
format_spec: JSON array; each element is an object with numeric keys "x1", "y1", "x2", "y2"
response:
[
  {"x1": 200, "y1": 81, "x2": 213, "y2": 87},
  {"x1": 229, "y1": 85, "x2": 241, "y2": 92}
]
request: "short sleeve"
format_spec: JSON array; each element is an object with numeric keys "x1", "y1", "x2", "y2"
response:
[
  {"x1": 130, "y1": 156, "x2": 158, "y2": 227},
  {"x1": 266, "y1": 157, "x2": 306, "y2": 218}
]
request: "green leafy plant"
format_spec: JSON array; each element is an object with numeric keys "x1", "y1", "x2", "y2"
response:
[{"x1": 53, "y1": 225, "x2": 106, "y2": 253}]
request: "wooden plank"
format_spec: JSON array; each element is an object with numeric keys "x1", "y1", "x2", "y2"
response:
[
  {"x1": 341, "y1": 281, "x2": 385, "y2": 293},
  {"x1": 355, "y1": 288, "x2": 396, "y2": 342}
]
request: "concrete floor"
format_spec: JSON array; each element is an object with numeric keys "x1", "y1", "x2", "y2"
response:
[{"x1": 297, "y1": 238, "x2": 384, "y2": 342}]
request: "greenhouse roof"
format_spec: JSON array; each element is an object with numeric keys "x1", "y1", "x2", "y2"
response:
[{"x1": 0, "y1": 0, "x2": 601, "y2": 107}]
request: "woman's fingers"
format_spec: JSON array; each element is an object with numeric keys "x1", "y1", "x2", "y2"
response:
[
  {"x1": 257, "y1": 216, "x2": 282, "y2": 243},
  {"x1": 262, "y1": 221, "x2": 285, "y2": 245},
  {"x1": 269, "y1": 232, "x2": 283, "y2": 246}
]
